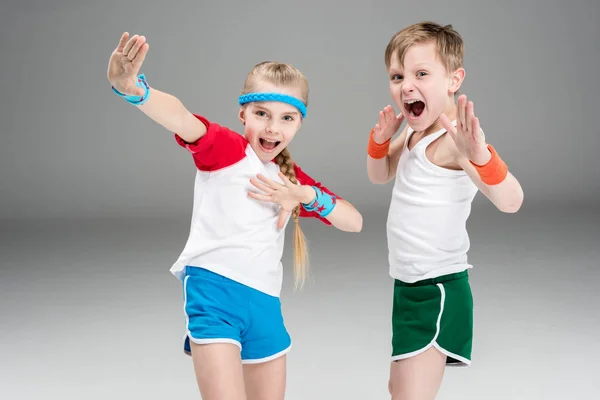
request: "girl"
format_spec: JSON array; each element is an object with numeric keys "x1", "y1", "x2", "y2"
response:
[{"x1": 107, "y1": 32, "x2": 363, "y2": 400}]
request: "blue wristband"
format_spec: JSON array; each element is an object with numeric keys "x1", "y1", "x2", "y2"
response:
[
  {"x1": 302, "y1": 186, "x2": 337, "y2": 217},
  {"x1": 112, "y1": 73, "x2": 150, "y2": 105}
]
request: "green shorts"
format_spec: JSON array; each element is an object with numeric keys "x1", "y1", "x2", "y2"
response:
[{"x1": 391, "y1": 270, "x2": 473, "y2": 366}]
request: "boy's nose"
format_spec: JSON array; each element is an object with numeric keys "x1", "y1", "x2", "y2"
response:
[{"x1": 401, "y1": 81, "x2": 415, "y2": 94}]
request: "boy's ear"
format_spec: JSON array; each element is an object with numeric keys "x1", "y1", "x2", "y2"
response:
[
  {"x1": 449, "y1": 67, "x2": 465, "y2": 94},
  {"x1": 238, "y1": 107, "x2": 246, "y2": 125}
]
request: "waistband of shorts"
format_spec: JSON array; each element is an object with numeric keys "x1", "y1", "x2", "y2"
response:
[
  {"x1": 185, "y1": 266, "x2": 233, "y2": 283},
  {"x1": 394, "y1": 270, "x2": 469, "y2": 287}
]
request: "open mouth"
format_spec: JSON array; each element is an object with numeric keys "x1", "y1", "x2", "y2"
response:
[
  {"x1": 259, "y1": 138, "x2": 281, "y2": 152},
  {"x1": 404, "y1": 99, "x2": 425, "y2": 118}
]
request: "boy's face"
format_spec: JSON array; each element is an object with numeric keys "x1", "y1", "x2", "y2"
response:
[
  {"x1": 239, "y1": 80, "x2": 304, "y2": 162},
  {"x1": 388, "y1": 41, "x2": 464, "y2": 132}
]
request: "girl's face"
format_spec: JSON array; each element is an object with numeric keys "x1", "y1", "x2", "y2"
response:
[{"x1": 239, "y1": 81, "x2": 304, "y2": 162}]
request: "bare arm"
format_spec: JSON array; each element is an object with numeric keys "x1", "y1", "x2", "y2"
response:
[
  {"x1": 249, "y1": 172, "x2": 364, "y2": 232},
  {"x1": 457, "y1": 153, "x2": 524, "y2": 213},
  {"x1": 137, "y1": 89, "x2": 206, "y2": 143},
  {"x1": 107, "y1": 32, "x2": 206, "y2": 143},
  {"x1": 441, "y1": 95, "x2": 524, "y2": 213},
  {"x1": 366, "y1": 105, "x2": 407, "y2": 184},
  {"x1": 326, "y1": 199, "x2": 363, "y2": 232},
  {"x1": 367, "y1": 125, "x2": 408, "y2": 184},
  {"x1": 297, "y1": 186, "x2": 363, "y2": 232}
]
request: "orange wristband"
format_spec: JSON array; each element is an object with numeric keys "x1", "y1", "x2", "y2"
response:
[
  {"x1": 470, "y1": 144, "x2": 508, "y2": 185},
  {"x1": 367, "y1": 128, "x2": 391, "y2": 159}
]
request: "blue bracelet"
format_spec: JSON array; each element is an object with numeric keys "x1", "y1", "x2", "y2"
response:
[
  {"x1": 112, "y1": 73, "x2": 150, "y2": 105},
  {"x1": 302, "y1": 186, "x2": 337, "y2": 217}
]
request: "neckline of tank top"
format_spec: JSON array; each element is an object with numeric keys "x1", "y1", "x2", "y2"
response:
[{"x1": 405, "y1": 119, "x2": 457, "y2": 151}]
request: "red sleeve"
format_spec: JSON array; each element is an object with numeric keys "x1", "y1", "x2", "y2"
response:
[
  {"x1": 294, "y1": 163, "x2": 342, "y2": 226},
  {"x1": 174, "y1": 114, "x2": 248, "y2": 171}
]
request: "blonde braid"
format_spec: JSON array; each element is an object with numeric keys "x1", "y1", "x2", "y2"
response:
[
  {"x1": 241, "y1": 61, "x2": 310, "y2": 288},
  {"x1": 274, "y1": 148, "x2": 309, "y2": 289}
]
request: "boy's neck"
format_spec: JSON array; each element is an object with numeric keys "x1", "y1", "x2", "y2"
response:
[{"x1": 419, "y1": 101, "x2": 457, "y2": 136}]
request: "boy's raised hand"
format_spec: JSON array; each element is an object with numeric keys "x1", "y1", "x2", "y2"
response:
[
  {"x1": 372, "y1": 105, "x2": 404, "y2": 144},
  {"x1": 107, "y1": 32, "x2": 149, "y2": 96},
  {"x1": 440, "y1": 95, "x2": 490, "y2": 166}
]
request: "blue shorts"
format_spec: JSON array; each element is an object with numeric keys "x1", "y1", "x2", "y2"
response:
[{"x1": 182, "y1": 266, "x2": 292, "y2": 364}]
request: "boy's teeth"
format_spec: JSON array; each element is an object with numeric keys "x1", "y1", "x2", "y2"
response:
[{"x1": 405, "y1": 99, "x2": 420, "y2": 104}]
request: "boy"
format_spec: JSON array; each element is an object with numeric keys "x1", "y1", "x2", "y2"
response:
[{"x1": 366, "y1": 21, "x2": 524, "y2": 399}]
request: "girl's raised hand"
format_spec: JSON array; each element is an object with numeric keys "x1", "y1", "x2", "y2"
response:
[{"x1": 106, "y1": 32, "x2": 149, "y2": 96}]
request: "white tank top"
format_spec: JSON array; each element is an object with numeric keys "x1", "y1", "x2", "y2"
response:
[{"x1": 386, "y1": 123, "x2": 478, "y2": 283}]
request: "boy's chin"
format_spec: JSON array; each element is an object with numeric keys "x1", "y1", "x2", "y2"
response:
[
  {"x1": 405, "y1": 112, "x2": 443, "y2": 133},
  {"x1": 406, "y1": 118, "x2": 431, "y2": 132}
]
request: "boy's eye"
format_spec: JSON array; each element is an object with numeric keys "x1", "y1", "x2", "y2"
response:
[
  {"x1": 391, "y1": 74, "x2": 403, "y2": 81},
  {"x1": 417, "y1": 71, "x2": 427, "y2": 77},
  {"x1": 283, "y1": 116, "x2": 293, "y2": 121},
  {"x1": 256, "y1": 111, "x2": 267, "y2": 116}
]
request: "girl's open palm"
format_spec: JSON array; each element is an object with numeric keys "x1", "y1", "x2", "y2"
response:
[
  {"x1": 248, "y1": 173, "x2": 306, "y2": 229},
  {"x1": 107, "y1": 32, "x2": 149, "y2": 96}
]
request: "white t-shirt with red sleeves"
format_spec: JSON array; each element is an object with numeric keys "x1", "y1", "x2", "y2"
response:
[{"x1": 169, "y1": 114, "x2": 339, "y2": 297}]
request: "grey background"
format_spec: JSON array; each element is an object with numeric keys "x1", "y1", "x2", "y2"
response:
[{"x1": 1, "y1": 0, "x2": 598, "y2": 399}]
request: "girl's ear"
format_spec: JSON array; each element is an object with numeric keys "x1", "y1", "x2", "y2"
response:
[{"x1": 238, "y1": 107, "x2": 246, "y2": 125}]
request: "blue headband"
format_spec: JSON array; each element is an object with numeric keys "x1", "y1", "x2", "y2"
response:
[{"x1": 238, "y1": 92, "x2": 307, "y2": 118}]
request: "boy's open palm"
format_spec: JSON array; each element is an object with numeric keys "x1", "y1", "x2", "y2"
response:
[
  {"x1": 373, "y1": 105, "x2": 404, "y2": 143},
  {"x1": 440, "y1": 95, "x2": 489, "y2": 165},
  {"x1": 107, "y1": 32, "x2": 149, "y2": 96}
]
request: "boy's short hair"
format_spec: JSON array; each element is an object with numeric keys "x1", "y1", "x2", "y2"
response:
[{"x1": 385, "y1": 21, "x2": 464, "y2": 74}]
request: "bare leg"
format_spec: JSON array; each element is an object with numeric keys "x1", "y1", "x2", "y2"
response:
[
  {"x1": 389, "y1": 346, "x2": 447, "y2": 400},
  {"x1": 190, "y1": 342, "x2": 247, "y2": 400},
  {"x1": 243, "y1": 355, "x2": 287, "y2": 400}
]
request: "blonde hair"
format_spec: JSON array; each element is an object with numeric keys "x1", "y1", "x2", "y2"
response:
[
  {"x1": 384, "y1": 21, "x2": 464, "y2": 74},
  {"x1": 241, "y1": 61, "x2": 310, "y2": 289}
]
